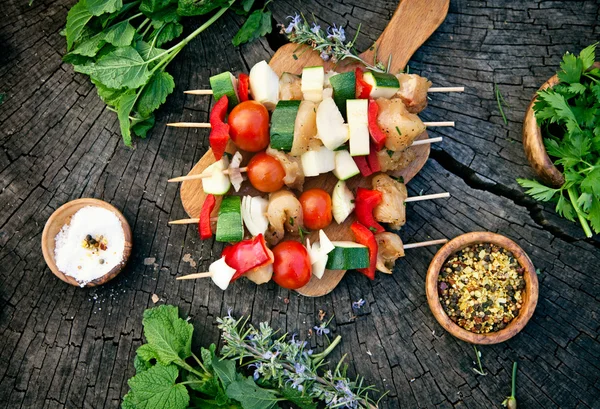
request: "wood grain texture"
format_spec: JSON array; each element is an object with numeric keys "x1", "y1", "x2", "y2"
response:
[
  {"x1": 1, "y1": 0, "x2": 600, "y2": 408},
  {"x1": 425, "y1": 231, "x2": 538, "y2": 345}
]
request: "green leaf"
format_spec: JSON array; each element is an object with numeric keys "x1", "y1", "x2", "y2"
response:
[
  {"x1": 87, "y1": 46, "x2": 151, "y2": 90},
  {"x1": 150, "y1": 21, "x2": 184, "y2": 47},
  {"x1": 226, "y1": 377, "x2": 279, "y2": 409},
  {"x1": 127, "y1": 364, "x2": 189, "y2": 409},
  {"x1": 212, "y1": 359, "x2": 238, "y2": 389},
  {"x1": 184, "y1": 371, "x2": 221, "y2": 396},
  {"x1": 65, "y1": 1, "x2": 93, "y2": 51},
  {"x1": 103, "y1": 21, "x2": 136, "y2": 47},
  {"x1": 122, "y1": 392, "x2": 136, "y2": 409},
  {"x1": 141, "y1": 305, "x2": 194, "y2": 366},
  {"x1": 280, "y1": 386, "x2": 317, "y2": 409},
  {"x1": 588, "y1": 198, "x2": 600, "y2": 233},
  {"x1": 579, "y1": 42, "x2": 597, "y2": 71},
  {"x1": 141, "y1": 0, "x2": 179, "y2": 21},
  {"x1": 517, "y1": 178, "x2": 559, "y2": 202},
  {"x1": 536, "y1": 89, "x2": 579, "y2": 130},
  {"x1": 86, "y1": 0, "x2": 123, "y2": 16},
  {"x1": 567, "y1": 83, "x2": 587, "y2": 95},
  {"x1": 94, "y1": 79, "x2": 127, "y2": 107},
  {"x1": 135, "y1": 41, "x2": 167, "y2": 61},
  {"x1": 201, "y1": 345, "x2": 217, "y2": 369},
  {"x1": 240, "y1": 0, "x2": 255, "y2": 12},
  {"x1": 581, "y1": 168, "x2": 600, "y2": 197},
  {"x1": 118, "y1": 90, "x2": 138, "y2": 147},
  {"x1": 137, "y1": 71, "x2": 175, "y2": 117},
  {"x1": 69, "y1": 33, "x2": 106, "y2": 57},
  {"x1": 558, "y1": 52, "x2": 583, "y2": 84},
  {"x1": 177, "y1": 0, "x2": 230, "y2": 16},
  {"x1": 556, "y1": 194, "x2": 576, "y2": 221},
  {"x1": 577, "y1": 192, "x2": 593, "y2": 212},
  {"x1": 132, "y1": 115, "x2": 155, "y2": 138},
  {"x1": 232, "y1": 9, "x2": 272, "y2": 46},
  {"x1": 134, "y1": 353, "x2": 153, "y2": 374}
]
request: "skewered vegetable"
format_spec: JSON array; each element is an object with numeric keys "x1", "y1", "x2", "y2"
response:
[
  {"x1": 266, "y1": 147, "x2": 305, "y2": 191},
  {"x1": 332, "y1": 150, "x2": 360, "y2": 181},
  {"x1": 279, "y1": 72, "x2": 303, "y2": 100},
  {"x1": 301, "y1": 145, "x2": 335, "y2": 177},
  {"x1": 223, "y1": 234, "x2": 273, "y2": 281},
  {"x1": 376, "y1": 98, "x2": 426, "y2": 151},
  {"x1": 375, "y1": 232, "x2": 405, "y2": 274},
  {"x1": 266, "y1": 189, "x2": 304, "y2": 246},
  {"x1": 241, "y1": 196, "x2": 269, "y2": 237},
  {"x1": 208, "y1": 95, "x2": 230, "y2": 160},
  {"x1": 395, "y1": 73, "x2": 432, "y2": 113},
  {"x1": 368, "y1": 99, "x2": 387, "y2": 150},
  {"x1": 290, "y1": 100, "x2": 318, "y2": 156},
  {"x1": 332, "y1": 180, "x2": 355, "y2": 224},
  {"x1": 229, "y1": 100, "x2": 270, "y2": 152},
  {"x1": 210, "y1": 72, "x2": 239, "y2": 107},
  {"x1": 247, "y1": 152, "x2": 286, "y2": 193},
  {"x1": 270, "y1": 100, "x2": 300, "y2": 151},
  {"x1": 228, "y1": 152, "x2": 245, "y2": 192},
  {"x1": 299, "y1": 188, "x2": 333, "y2": 230},
  {"x1": 237, "y1": 73, "x2": 250, "y2": 102},
  {"x1": 301, "y1": 66, "x2": 325, "y2": 102},
  {"x1": 201, "y1": 157, "x2": 231, "y2": 195},
  {"x1": 350, "y1": 222, "x2": 378, "y2": 280},
  {"x1": 326, "y1": 241, "x2": 370, "y2": 270},
  {"x1": 208, "y1": 257, "x2": 237, "y2": 290},
  {"x1": 199, "y1": 194, "x2": 216, "y2": 240},
  {"x1": 372, "y1": 174, "x2": 408, "y2": 229},
  {"x1": 249, "y1": 60, "x2": 279, "y2": 110},
  {"x1": 329, "y1": 71, "x2": 356, "y2": 118},
  {"x1": 355, "y1": 188, "x2": 385, "y2": 234},
  {"x1": 316, "y1": 97, "x2": 349, "y2": 150},
  {"x1": 306, "y1": 230, "x2": 335, "y2": 279},
  {"x1": 215, "y1": 195, "x2": 243, "y2": 243},
  {"x1": 363, "y1": 72, "x2": 400, "y2": 98},
  {"x1": 347, "y1": 99, "x2": 370, "y2": 156},
  {"x1": 355, "y1": 68, "x2": 372, "y2": 99},
  {"x1": 272, "y1": 241, "x2": 312, "y2": 289}
]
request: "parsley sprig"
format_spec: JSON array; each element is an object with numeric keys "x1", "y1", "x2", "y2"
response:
[
  {"x1": 518, "y1": 43, "x2": 600, "y2": 237},
  {"x1": 123, "y1": 305, "x2": 383, "y2": 409}
]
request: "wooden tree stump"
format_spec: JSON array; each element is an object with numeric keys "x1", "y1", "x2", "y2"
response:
[{"x1": 1, "y1": 0, "x2": 599, "y2": 408}]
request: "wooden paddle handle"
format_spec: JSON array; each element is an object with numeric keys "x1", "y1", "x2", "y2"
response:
[{"x1": 359, "y1": 0, "x2": 450, "y2": 72}]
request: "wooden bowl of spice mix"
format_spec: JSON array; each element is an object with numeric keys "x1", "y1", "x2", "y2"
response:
[
  {"x1": 426, "y1": 232, "x2": 538, "y2": 344},
  {"x1": 41, "y1": 198, "x2": 132, "y2": 287}
]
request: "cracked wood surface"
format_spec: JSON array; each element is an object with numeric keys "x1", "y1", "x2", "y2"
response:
[{"x1": 1, "y1": 0, "x2": 599, "y2": 408}]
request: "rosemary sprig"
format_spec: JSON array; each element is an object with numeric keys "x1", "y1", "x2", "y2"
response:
[
  {"x1": 495, "y1": 81, "x2": 509, "y2": 125},
  {"x1": 281, "y1": 14, "x2": 387, "y2": 73}
]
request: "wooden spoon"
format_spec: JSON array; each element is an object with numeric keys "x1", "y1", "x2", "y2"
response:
[
  {"x1": 179, "y1": 0, "x2": 451, "y2": 297},
  {"x1": 41, "y1": 198, "x2": 133, "y2": 287}
]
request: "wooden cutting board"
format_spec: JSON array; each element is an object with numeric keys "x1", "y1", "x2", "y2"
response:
[{"x1": 179, "y1": 0, "x2": 450, "y2": 297}]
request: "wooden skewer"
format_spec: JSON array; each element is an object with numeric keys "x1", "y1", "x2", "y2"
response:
[
  {"x1": 168, "y1": 167, "x2": 248, "y2": 182},
  {"x1": 168, "y1": 192, "x2": 450, "y2": 225},
  {"x1": 168, "y1": 121, "x2": 454, "y2": 128},
  {"x1": 412, "y1": 136, "x2": 442, "y2": 146},
  {"x1": 184, "y1": 87, "x2": 465, "y2": 95},
  {"x1": 175, "y1": 237, "x2": 449, "y2": 280}
]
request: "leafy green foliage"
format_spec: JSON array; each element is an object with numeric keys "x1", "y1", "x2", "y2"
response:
[
  {"x1": 63, "y1": 0, "x2": 274, "y2": 146},
  {"x1": 519, "y1": 43, "x2": 600, "y2": 237},
  {"x1": 225, "y1": 377, "x2": 280, "y2": 409},
  {"x1": 232, "y1": 8, "x2": 272, "y2": 46},
  {"x1": 127, "y1": 364, "x2": 190, "y2": 409}
]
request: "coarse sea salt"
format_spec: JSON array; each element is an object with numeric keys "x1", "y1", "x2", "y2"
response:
[{"x1": 54, "y1": 206, "x2": 125, "y2": 286}]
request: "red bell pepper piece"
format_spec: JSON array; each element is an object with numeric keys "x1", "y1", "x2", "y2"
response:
[
  {"x1": 350, "y1": 222, "x2": 378, "y2": 280},
  {"x1": 237, "y1": 73, "x2": 249, "y2": 102},
  {"x1": 368, "y1": 99, "x2": 386, "y2": 150},
  {"x1": 355, "y1": 188, "x2": 385, "y2": 234},
  {"x1": 367, "y1": 142, "x2": 381, "y2": 173},
  {"x1": 355, "y1": 68, "x2": 372, "y2": 99},
  {"x1": 353, "y1": 155, "x2": 374, "y2": 177},
  {"x1": 209, "y1": 95, "x2": 230, "y2": 160},
  {"x1": 222, "y1": 234, "x2": 273, "y2": 281},
  {"x1": 198, "y1": 194, "x2": 217, "y2": 240}
]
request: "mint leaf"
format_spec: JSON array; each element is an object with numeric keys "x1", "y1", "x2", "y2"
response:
[
  {"x1": 517, "y1": 178, "x2": 559, "y2": 202},
  {"x1": 137, "y1": 71, "x2": 175, "y2": 117},
  {"x1": 65, "y1": 1, "x2": 93, "y2": 51},
  {"x1": 579, "y1": 42, "x2": 597, "y2": 71},
  {"x1": 232, "y1": 9, "x2": 272, "y2": 46},
  {"x1": 86, "y1": 0, "x2": 123, "y2": 16},
  {"x1": 177, "y1": 0, "x2": 230, "y2": 16},
  {"x1": 103, "y1": 21, "x2": 136, "y2": 47},
  {"x1": 226, "y1": 377, "x2": 280, "y2": 409},
  {"x1": 126, "y1": 364, "x2": 189, "y2": 409},
  {"x1": 122, "y1": 392, "x2": 136, "y2": 409},
  {"x1": 87, "y1": 46, "x2": 151, "y2": 89},
  {"x1": 212, "y1": 359, "x2": 238, "y2": 389},
  {"x1": 141, "y1": 305, "x2": 193, "y2": 366},
  {"x1": 134, "y1": 353, "x2": 153, "y2": 374},
  {"x1": 558, "y1": 52, "x2": 583, "y2": 84}
]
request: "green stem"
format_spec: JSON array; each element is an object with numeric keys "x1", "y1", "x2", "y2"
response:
[
  {"x1": 192, "y1": 352, "x2": 211, "y2": 375},
  {"x1": 511, "y1": 362, "x2": 517, "y2": 398},
  {"x1": 179, "y1": 360, "x2": 207, "y2": 379},
  {"x1": 311, "y1": 335, "x2": 342, "y2": 363},
  {"x1": 176, "y1": 2, "x2": 233, "y2": 50},
  {"x1": 138, "y1": 18, "x2": 151, "y2": 33},
  {"x1": 567, "y1": 187, "x2": 593, "y2": 238}
]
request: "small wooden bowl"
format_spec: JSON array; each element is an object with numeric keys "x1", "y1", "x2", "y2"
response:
[
  {"x1": 426, "y1": 232, "x2": 538, "y2": 345},
  {"x1": 522, "y1": 62, "x2": 600, "y2": 187},
  {"x1": 41, "y1": 198, "x2": 133, "y2": 287}
]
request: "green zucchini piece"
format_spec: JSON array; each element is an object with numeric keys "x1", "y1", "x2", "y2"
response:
[
  {"x1": 329, "y1": 71, "x2": 356, "y2": 118},
  {"x1": 363, "y1": 72, "x2": 399, "y2": 99},
  {"x1": 270, "y1": 100, "x2": 301, "y2": 151},
  {"x1": 216, "y1": 196, "x2": 243, "y2": 243},
  {"x1": 325, "y1": 241, "x2": 370, "y2": 270},
  {"x1": 210, "y1": 71, "x2": 239, "y2": 107}
]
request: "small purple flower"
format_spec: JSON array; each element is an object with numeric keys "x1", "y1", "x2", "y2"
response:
[
  {"x1": 249, "y1": 362, "x2": 262, "y2": 380},
  {"x1": 314, "y1": 322, "x2": 330, "y2": 336},
  {"x1": 327, "y1": 24, "x2": 346, "y2": 42},
  {"x1": 319, "y1": 51, "x2": 331, "y2": 61},
  {"x1": 262, "y1": 351, "x2": 277, "y2": 359},
  {"x1": 285, "y1": 14, "x2": 301, "y2": 33},
  {"x1": 294, "y1": 362, "x2": 306, "y2": 375},
  {"x1": 311, "y1": 22, "x2": 321, "y2": 34},
  {"x1": 352, "y1": 299, "x2": 366, "y2": 310}
]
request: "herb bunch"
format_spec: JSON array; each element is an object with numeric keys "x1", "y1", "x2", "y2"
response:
[
  {"x1": 282, "y1": 14, "x2": 386, "y2": 73},
  {"x1": 517, "y1": 43, "x2": 600, "y2": 237},
  {"x1": 123, "y1": 305, "x2": 382, "y2": 409},
  {"x1": 64, "y1": 0, "x2": 273, "y2": 147}
]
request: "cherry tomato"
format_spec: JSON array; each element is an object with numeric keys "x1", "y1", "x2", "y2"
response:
[
  {"x1": 272, "y1": 241, "x2": 312, "y2": 289},
  {"x1": 299, "y1": 188, "x2": 332, "y2": 230},
  {"x1": 228, "y1": 100, "x2": 270, "y2": 152},
  {"x1": 247, "y1": 152, "x2": 286, "y2": 193}
]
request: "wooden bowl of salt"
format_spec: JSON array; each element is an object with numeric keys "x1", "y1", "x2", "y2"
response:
[{"x1": 41, "y1": 198, "x2": 132, "y2": 287}]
